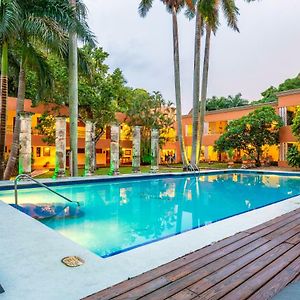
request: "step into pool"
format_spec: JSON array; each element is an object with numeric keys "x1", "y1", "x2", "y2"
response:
[{"x1": 1, "y1": 171, "x2": 300, "y2": 257}]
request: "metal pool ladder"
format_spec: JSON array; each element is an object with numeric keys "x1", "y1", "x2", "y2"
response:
[{"x1": 14, "y1": 174, "x2": 80, "y2": 207}]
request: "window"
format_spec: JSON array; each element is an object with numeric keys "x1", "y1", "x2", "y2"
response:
[
  {"x1": 43, "y1": 147, "x2": 51, "y2": 157},
  {"x1": 185, "y1": 125, "x2": 192, "y2": 137},
  {"x1": 36, "y1": 147, "x2": 41, "y2": 157}
]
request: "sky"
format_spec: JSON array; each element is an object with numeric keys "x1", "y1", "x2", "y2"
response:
[{"x1": 84, "y1": 0, "x2": 300, "y2": 114}]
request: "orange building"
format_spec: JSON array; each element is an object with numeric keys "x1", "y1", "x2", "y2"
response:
[{"x1": 4, "y1": 88, "x2": 300, "y2": 169}]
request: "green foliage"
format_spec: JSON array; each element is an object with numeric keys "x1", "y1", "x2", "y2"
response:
[
  {"x1": 291, "y1": 107, "x2": 300, "y2": 140},
  {"x1": 215, "y1": 106, "x2": 283, "y2": 165},
  {"x1": 227, "y1": 148, "x2": 234, "y2": 160},
  {"x1": 35, "y1": 113, "x2": 56, "y2": 145},
  {"x1": 205, "y1": 93, "x2": 249, "y2": 111},
  {"x1": 287, "y1": 107, "x2": 300, "y2": 168},
  {"x1": 287, "y1": 145, "x2": 300, "y2": 168},
  {"x1": 124, "y1": 89, "x2": 175, "y2": 164},
  {"x1": 254, "y1": 74, "x2": 300, "y2": 104}
]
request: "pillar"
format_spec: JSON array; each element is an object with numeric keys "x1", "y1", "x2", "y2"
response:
[
  {"x1": 55, "y1": 117, "x2": 66, "y2": 178},
  {"x1": 204, "y1": 146, "x2": 209, "y2": 161},
  {"x1": 19, "y1": 112, "x2": 33, "y2": 175},
  {"x1": 150, "y1": 128, "x2": 159, "y2": 173},
  {"x1": 132, "y1": 126, "x2": 141, "y2": 173},
  {"x1": 110, "y1": 124, "x2": 120, "y2": 175},
  {"x1": 85, "y1": 120, "x2": 96, "y2": 176}
]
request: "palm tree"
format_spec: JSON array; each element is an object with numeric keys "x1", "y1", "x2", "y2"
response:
[
  {"x1": 69, "y1": 0, "x2": 78, "y2": 176},
  {"x1": 3, "y1": 1, "x2": 69, "y2": 179},
  {"x1": 0, "y1": 0, "x2": 21, "y2": 179},
  {"x1": 139, "y1": 0, "x2": 189, "y2": 168},
  {"x1": 68, "y1": 0, "x2": 95, "y2": 177},
  {"x1": 3, "y1": 0, "x2": 95, "y2": 179},
  {"x1": 197, "y1": 0, "x2": 240, "y2": 163}
]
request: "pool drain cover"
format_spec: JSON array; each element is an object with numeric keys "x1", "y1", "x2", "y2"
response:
[{"x1": 61, "y1": 256, "x2": 84, "y2": 267}]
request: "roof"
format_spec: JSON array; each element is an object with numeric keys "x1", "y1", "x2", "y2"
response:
[
  {"x1": 7, "y1": 98, "x2": 69, "y2": 116},
  {"x1": 185, "y1": 101, "x2": 277, "y2": 117},
  {"x1": 276, "y1": 88, "x2": 300, "y2": 97}
]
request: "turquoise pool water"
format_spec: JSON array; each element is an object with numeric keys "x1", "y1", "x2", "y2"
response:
[{"x1": 1, "y1": 172, "x2": 300, "y2": 257}]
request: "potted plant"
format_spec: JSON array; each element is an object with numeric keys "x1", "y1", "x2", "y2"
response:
[{"x1": 227, "y1": 148, "x2": 235, "y2": 168}]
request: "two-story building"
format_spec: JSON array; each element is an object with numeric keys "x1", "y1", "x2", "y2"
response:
[{"x1": 4, "y1": 88, "x2": 300, "y2": 169}]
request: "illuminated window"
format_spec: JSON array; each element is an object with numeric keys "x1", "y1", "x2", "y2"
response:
[{"x1": 43, "y1": 147, "x2": 51, "y2": 157}]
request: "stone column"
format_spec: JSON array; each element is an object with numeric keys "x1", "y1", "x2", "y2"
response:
[
  {"x1": 19, "y1": 112, "x2": 33, "y2": 175},
  {"x1": 132, "y1": 126, "x2": 141, "y2": 173},
  {"x1": 85, "y1": 120, "x2": 96, "y2": 176},
  {"x1": 110, "y1": 124, "x2": 120, "y2": 175},
  {"x1": 204, "y1": 146, "x2": 209, "y2": 161},
  {"x1": 55, "y1": 117, "x2": 66, "y2": 178},
  {"x1": 150, "y1": 128, "x2": 159, "y2": 173}
]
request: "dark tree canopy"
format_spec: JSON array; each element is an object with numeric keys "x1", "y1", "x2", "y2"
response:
[{"x1": 214, "y1": 106, "x2": 283, "y2": 165}]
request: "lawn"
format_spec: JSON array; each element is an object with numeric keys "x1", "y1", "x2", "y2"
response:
[{"x1": 34, "y1": 162, "x2": 242, "y2": 179}]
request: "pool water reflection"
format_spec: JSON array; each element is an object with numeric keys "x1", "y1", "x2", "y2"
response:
[{"x1": 1, "y1": 172, "x2": 300, "y2": 257}]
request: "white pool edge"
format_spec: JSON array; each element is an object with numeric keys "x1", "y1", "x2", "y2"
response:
[{"x1": 0, "y1": 170, "x2": 300, "y2": 300}]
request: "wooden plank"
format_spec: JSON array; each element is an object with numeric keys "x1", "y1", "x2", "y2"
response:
[
  {"x1": 248, "y1": 256, "x2": 300, "y2": 300},
  {"x1": 286, "y1": 232, "x2": 300, "y2": 245},
  {"x1": 196, "y1": 243, "x2": 292, "y2": 300},
  {"x1": 188, "y1": 226, "x2": 300, "y2": 296},
  {"x1": 113, "y1": 238, "x2": 268, "y2": 300},
  {"x1": 222, "y1": 243, "x2": 300, "y2": 300},
  {"x1": 263, "y1": 217, "x2": 300, "y2": 240},
  {"x1": 167, "y1": 289, "x2": 198, "y2": 300},
  {"x1": 245, "y1": 209, "x2": 300, "y2": 234},
  {"x1": 83, "y1": 231, "x2": 249, "y2": 300}
]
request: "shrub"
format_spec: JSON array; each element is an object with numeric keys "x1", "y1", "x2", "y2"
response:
[{"x1": 287, "y1": 145, "x2": 300, "y2": 168}]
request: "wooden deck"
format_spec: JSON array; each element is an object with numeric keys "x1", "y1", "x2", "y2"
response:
[{"x1": 83, "y1": 208, "x2": 300, "y2": 300}]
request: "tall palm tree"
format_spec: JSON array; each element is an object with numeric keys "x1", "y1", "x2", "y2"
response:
[
  {"x1": 3, "y1": 1, "x2": 69, "y2": 179},
  {"x1": 0, "y1": 0, "x2": 21, "y2": 179},
  {"x1": 68, "y1": 0, "x2": 95, "y2": 177},
  {"x1": 3, "y1": 0, "x2": 95, "y2": 179},
  {"x1": 139, "y1": 0, "x2": 189, "y2": 168},
  {"x1": 69, "y1": 0, "x2": 78, "y2": 176},
  {"x1": 198, "y1": 0, "x2": 240, "y2": 163}
]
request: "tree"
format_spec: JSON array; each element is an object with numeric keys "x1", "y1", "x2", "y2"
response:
[
  {"x1": 0, "y1": 0, "x2": 21, "y2": 179},
  {"x1": 214, "y1": 106, "x2": 283, "y2": 166},
  {"x1": 197, "y1": 0, "x2": 242, "y2": 164},
  {"x1": 124, "y1": 89, "x2": 175, "y2": 164},
  {"x1": 254, "y1": 74, "x2": 300, "y2": 104},
  {"x1": 2, "y1": 0, "x2": 95, "y2": 179},
  {"x1": 69, "y1": 0, "x2": 78, "y2": 176},
  {"x1": 287, "y1": 107, "x2": 300, "y2": 168},
  {"x1": 34, "y1": 46, "x2": 126, "y2": 166},
  {"x1": 4, "y1": 0, "x2": 69, "y2": 179},
  {"x1": 139, "y1": 0, "x2": 189, "y2": 168},
  {"x1": 205, "y1": 93, "x2": 249, "y2": 111}
]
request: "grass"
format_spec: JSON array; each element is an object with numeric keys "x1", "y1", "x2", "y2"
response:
[{"x1": 34, "y1": 162, "x2": 242, "y2": 179}]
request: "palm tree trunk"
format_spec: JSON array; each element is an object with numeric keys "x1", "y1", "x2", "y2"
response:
[
  {"x1": 0, "y1": 41, "x2": 8, "y2": 180},
  {"x1": 69, "y1": 0, "x2": 78, "y2": 176},
  {"x1": 198, "y1": 26, "x2": 211, "y2": 163},
  {"x1": 4, "y1": 57, "x2": 26, "y2": 180},
  {"x1": 172, "y1": 7, "x2": 188, "y2": 168},
  {"x1": 191, "y1": 10, "x2": 202, "y2": 165}
]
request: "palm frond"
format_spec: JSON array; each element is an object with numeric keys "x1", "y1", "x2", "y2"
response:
[
  {"x1": 138, "y1": 0, "x2": 154, "y2": 17},
  {"x1": 221, "y1": 0, "x2": 239, "y2": 32},
  {"x1": 22, "y1": 42, "x2": 54, "y2": 100}
]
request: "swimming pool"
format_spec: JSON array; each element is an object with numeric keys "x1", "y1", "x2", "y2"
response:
[{"x1": 1, "y1": 171, "x2": 300, "y2": 258}]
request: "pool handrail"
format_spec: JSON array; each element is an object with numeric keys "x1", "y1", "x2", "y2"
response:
[{"x1": 14, "y1": 174, "x2": 80, "y2": 207}]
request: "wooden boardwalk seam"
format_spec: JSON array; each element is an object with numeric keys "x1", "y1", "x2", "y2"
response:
[{"x1": 83, "y1": 208, "x2": 300, "y2": 300}]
